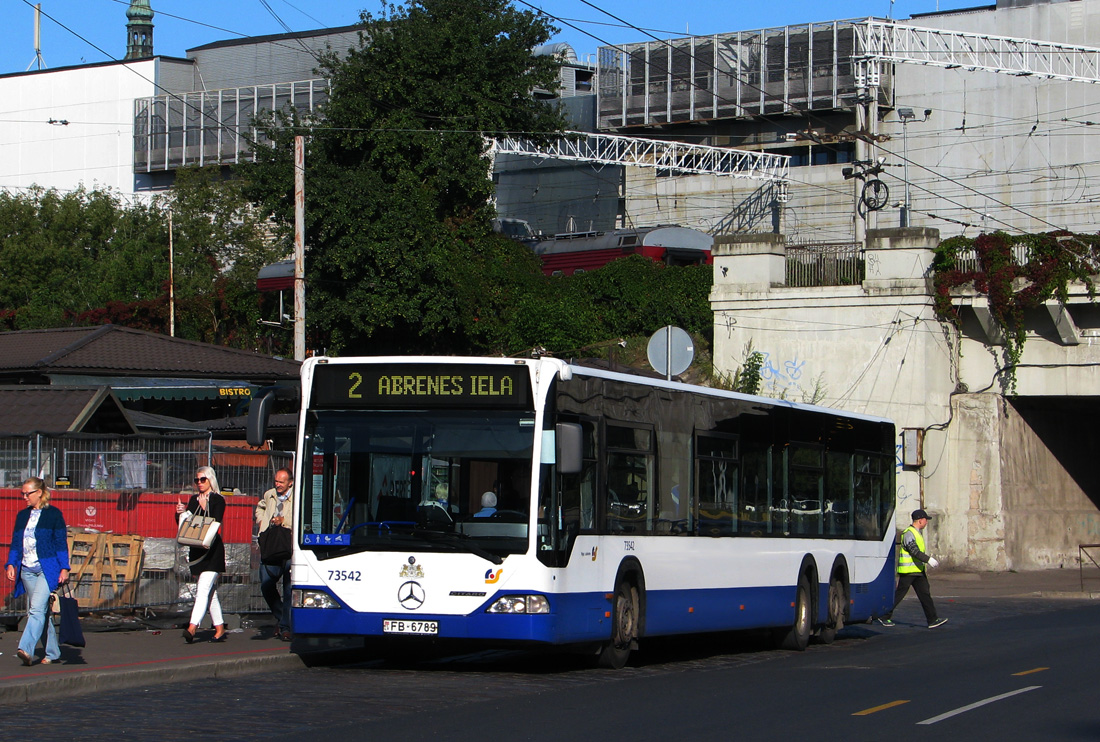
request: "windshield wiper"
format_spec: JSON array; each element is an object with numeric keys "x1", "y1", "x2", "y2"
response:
[{"x1": 413, "y1": 530, "x2": 504, "y2": 565}]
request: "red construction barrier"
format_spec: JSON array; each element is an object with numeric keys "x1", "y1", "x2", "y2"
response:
[{"x1": 0, "y1": 488, "x2": 260, "y2": 548}]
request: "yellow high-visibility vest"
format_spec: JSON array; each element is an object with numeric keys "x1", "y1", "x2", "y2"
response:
[{"x1": 897, "y1": 525, "x2": 925, "y2": 574}]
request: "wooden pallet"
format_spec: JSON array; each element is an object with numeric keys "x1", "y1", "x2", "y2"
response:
[{"x1": 67, "y1": 531, "x2": 145, "y2": 610}]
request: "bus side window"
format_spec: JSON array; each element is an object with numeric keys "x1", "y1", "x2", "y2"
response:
[
  {"x1": 825, "y1": 450, "x2": 852, "y2": 536},
  {"x1": 696, "y1": 432, "x2": 738, "y2": 537},
  {"x1": 606, "y1": 424, "x2": 653, "y2": 533},
  {"x1": 853, "y1": 452, "x2": 886, "y2": 539},
  {"x1": 788, "y1": 444, "x2": 824, "y2": 536},
  {"x1": 738, "y1": 446, "x2": 770, "y2": 536}
]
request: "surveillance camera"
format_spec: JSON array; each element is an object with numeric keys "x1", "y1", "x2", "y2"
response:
[{"x1": 924, "y1": 109, "x2": 932, "y2": 117}]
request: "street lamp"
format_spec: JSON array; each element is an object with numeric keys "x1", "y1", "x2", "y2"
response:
[{"x1": 897, "y1": 107, "x2": 931, "y2": 227}]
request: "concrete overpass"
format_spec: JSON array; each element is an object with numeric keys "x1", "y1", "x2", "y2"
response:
[{"x1": 710, "y1": 228, "x2": 1100, "y2": 570}]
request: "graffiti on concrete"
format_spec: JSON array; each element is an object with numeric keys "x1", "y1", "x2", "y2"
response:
[
  {"x1": 1080, "y1": 513, "x2": 1100, "y2": 539},
  {"x1": 759, "y1": 352, "x2": 810, "y2": 398}
]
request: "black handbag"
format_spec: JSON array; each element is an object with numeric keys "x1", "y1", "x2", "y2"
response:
[
  {"x1": 55, "y1": 582, "x2": 86, "y2": 648},
  {"x1": 258, "y1": 525, "x2": 293, "y2": 565}
]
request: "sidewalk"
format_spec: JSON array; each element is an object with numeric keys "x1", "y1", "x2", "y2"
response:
[
  {"x1": 0, "y1": 616, "x2": 315, "y2": 705},
  {"x1": 934, "y1": 567, "x2": 1100, "y2": 599},
  {"x1": 1, "y1": 568, "x2": 1097, "y2": 704}
]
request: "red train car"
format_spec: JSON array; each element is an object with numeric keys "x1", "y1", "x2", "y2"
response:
[{"x1": 529, "y1": 225, "x2": 713, "y2": 276}]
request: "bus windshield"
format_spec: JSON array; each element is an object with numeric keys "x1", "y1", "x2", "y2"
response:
[{"x1": 300, "y1": 408, "x2": 536, "y2": 559}]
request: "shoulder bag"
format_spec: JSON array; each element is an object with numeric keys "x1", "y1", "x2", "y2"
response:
[
  {"x1": 258, "y1": 524, "x2": 293, "y2": 564},
  {"x1": 177, "y1": 509, "x2": 220, "y2": 549}
]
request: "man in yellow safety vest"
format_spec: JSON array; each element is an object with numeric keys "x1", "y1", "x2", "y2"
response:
[{"x1": 877, "y1": 509, "x2": 948, "y2": 629}]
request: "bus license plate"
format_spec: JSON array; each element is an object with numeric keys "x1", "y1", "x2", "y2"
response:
[{"x1": 383, "y1": 619, "x2": 438, "y2": 635}]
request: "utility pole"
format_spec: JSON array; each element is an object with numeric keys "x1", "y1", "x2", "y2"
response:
[
  {"x1": 294, "y1": 136, "x2": 306, "y2": 361},
  {"x1": 168, "y1": 208, "x2": 175, "y2": 337},
  {"x1": 897, "y1": 108, "x2": 931, "y2": 227}
]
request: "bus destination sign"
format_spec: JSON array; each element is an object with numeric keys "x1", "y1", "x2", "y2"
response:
[{"x1": 312, "y1": 363, "x2": 532, "y2": 409}]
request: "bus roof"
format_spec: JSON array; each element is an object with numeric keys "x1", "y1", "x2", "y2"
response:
[{"x1": 303, "y1": 355, "x2": 894, "y2": 427}]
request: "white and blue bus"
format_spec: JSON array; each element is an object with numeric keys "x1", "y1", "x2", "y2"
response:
[{"x1": 263, "y1": 355, "x2": 896, "y2": 667}]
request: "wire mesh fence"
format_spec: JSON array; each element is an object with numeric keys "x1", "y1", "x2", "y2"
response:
[{"x1": 1, "y1": 433, "x2": 293, "y2": 621}]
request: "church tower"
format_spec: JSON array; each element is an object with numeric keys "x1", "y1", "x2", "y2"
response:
[{"x1": 125, "y1": 0, "x2": 154, "y2": 60}]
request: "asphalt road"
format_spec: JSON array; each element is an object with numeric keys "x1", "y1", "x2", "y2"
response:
[{"x1": 8, "y1": 595, "x2": 1100, "y2": 741}]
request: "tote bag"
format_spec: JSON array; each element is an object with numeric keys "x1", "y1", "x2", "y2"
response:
[
  {"x1": 177, "y1": 511, "x2": 220, "y2": 548},
  {"x1": 55, "y1": 583, "x2": 86, "y2": 648}
]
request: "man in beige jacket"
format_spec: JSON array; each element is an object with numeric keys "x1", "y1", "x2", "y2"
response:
[{"x1": 256, "y1": 468, "x2": 294, "y2": 640}]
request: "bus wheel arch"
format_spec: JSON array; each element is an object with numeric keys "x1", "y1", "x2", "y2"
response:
[
  {"x1": 815, "y1": 557, "x2": 850, "y2": 645},
  {"x1": 597, "y1": 559, "x2": 645, "y2": 669}
]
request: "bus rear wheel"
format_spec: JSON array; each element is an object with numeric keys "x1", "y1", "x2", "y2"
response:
[
  {"x1": 598, "y1": 580, "x2": 639, "y2": 669},
  {"x1": 816, "y1": 577, "x2": 845, "y2": 645},
  {"x1": 774, "y1": 574, "x2": 812, "y2": 651}
]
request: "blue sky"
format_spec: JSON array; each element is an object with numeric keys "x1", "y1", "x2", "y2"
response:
[{"x1": 2, "y1": 0, "x2": 977, "y2": 76}]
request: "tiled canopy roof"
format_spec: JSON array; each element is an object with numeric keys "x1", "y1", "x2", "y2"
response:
[
  {"x1": 0, "y1": 386, "x2": 137, "y2": 435},
  {"x1": 0, "y1": 325, "x2": 299, "y2": 380}
]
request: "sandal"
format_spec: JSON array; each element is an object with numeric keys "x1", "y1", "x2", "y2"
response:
[
  {"x1": 40, "y1": 658, "x2": 54, "y2": 665},
  {"x1": 182, "y1": 627, "x2": 196, "y2": 644},
  {"x1": 17, "y1": 649, "x2": 32, "y2": 666}
]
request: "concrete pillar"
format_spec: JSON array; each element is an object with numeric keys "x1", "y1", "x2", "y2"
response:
[
  {"x1": 863, "y1": 227, "x2": 939, "y2": 290},
  {"x1": 711, "y1": 233, "x2": 786, "y2": 293},
  {"x1": 943, "y1": 393, "x2": 1007, "y2": 571}
]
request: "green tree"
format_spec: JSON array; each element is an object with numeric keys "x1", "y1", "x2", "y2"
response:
[
  {"x1": 0, "y1": 187, "x2": 165, "y2": 329},
  {"x1": 241, "y1": 0, "x2": 567, "y2": 354},
  {"x1": 0, "y1": 171, "x2": 284, "y2": 350},
  {"x1": 158, "y1": 167, "x2": 287, "y2": 347}
]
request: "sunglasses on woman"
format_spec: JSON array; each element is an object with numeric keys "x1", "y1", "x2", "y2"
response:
[{"x1": 193, "y1": 477, "x2": 208, "y2": 484}]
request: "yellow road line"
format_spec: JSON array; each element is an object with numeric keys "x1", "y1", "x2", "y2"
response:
[
  {"x1": 853, "y1": 699, "x2": 910, "y2": 716},
  {"x1": 1012, "y1": 667, "x2": 1049, "y2": 676}
]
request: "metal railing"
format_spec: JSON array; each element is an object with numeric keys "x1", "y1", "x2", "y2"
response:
[
  {"x1": 133, "y1": 79, "x2": 329, "y2": 173},
  {"x1": 785, "y1": 242, "x2": 864, "y2": 287},
  {"x1": 951, "y1": 244, "x2": 1031, "y2": 274},
  {"x1": 1080, "y1": 543, "x2": 1100, "y2": 592}
]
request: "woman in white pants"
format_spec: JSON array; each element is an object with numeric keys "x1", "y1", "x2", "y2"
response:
[{"x1": 176, "y1": 466, "x2": 227, "y2": 642}]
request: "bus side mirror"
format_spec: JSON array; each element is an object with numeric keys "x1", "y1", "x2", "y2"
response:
[
  {"x1": 246, "y1": 391, "x2": 276, "y2": 447},
  {"x1": 556, "y1": 423, "x2": 583, "y2": 475}
]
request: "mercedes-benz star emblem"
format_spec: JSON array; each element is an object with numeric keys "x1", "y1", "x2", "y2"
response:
[{"x1": 398, "y1": 580, "x2": 426, "y2": 610}]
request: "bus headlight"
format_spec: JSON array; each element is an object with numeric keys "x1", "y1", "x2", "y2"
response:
[
  {"x1": 293, "y1": 589, "x2": 341, "y2": 609},
  {"x1": 486, "y1": 595, "x2": 549, "y2": 614}
]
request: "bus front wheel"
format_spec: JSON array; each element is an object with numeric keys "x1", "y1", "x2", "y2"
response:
[
  {"x1": 598, "y1": 580, "x2": 639, "y2": 669},
  {"x1": 774, "y1": 574, "x2": 812, "y2": 651}
]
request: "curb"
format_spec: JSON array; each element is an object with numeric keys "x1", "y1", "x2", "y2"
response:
[
  {"x1": 0, "y1": 650, "x2": 306, "y2": 706},
  {"x1": 1035, "y1": 590, "x2": 1100, "y2": 600}
]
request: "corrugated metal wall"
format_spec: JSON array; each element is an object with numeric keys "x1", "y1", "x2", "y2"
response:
[{"x1": 187, "y1": 29, "x2": 362, "y2": 90}]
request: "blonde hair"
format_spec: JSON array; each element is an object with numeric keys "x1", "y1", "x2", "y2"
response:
[
  {"x1": 196, "y1": 466, "x2": 221, "y2": 495},
  {"x1": 23, "y1": 476, "x2": 50, "y2": 507}
]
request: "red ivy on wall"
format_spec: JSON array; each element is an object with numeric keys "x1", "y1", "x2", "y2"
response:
[{"x1": 932, "y1": 231, "x2": 1099, "y2": 391}]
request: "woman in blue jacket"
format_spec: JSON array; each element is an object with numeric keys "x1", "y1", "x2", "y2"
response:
[{"x1": 4, "y1": 477, "x2": 71, "y2": 666}]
